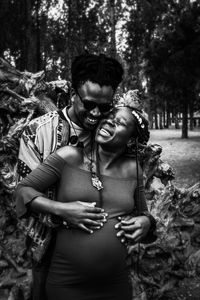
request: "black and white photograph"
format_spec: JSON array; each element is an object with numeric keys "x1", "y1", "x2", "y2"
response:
[{"x1": 0, "y1": 1, "x2": 200, "y2": 299}]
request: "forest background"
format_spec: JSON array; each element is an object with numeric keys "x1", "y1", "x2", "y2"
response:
[{"x1": 1, "y1": 0, "x2": 200, "y2": 139}]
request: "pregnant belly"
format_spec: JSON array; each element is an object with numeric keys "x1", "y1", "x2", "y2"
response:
[{"x1": 51, "y1": 218, "x2": 129, "y2": 283}]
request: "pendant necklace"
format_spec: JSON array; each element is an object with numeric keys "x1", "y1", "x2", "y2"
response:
[
  {"x1": 68, "y1": 117, "x2": 85, "y2": 148},
  {"x1": 90, "y1": 145, "x2": 104, "y2": 208},
  {"x1": 90, "y1": 146, "x2": 103, "y2": 191},
  {"x1": 68, "y1": 118, "x2": 103, "y2": 191}
]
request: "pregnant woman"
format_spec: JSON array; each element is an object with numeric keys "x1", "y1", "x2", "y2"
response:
[{"x1": 14, "y1": 102, "x2": 155, "y2": 300}]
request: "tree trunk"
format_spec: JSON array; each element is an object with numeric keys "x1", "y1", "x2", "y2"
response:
[
  {"x1": 172, "y1": 109, "x2": 175, "y2": 123},
  {"x1": 155, "y1": 111, "x2": 158, "y2": 129},
  {"x1": 166, "y1": 102, "x2": 170, "y2": 128},
  {"x1": 189, "y1": 101, "x2": 194, "y2": 131},
  {"x1": 181, "y1": 101, "x2": 188, "y2": 138},
  {"x1": 25, "y1": 0, "x2": 37, "y2": 72},
  {"x1": 163, "y1": 108, "x2": 166, "y2": 128},
  {"x1": 159, "y1": 113, "x2": 163, "y2": 129},
  {"x1": 149, "y1": 113, "x2": 153, "y2": 129},
  {"x1": 147, "y1": 94, "x2": 153, "y2": 129},
  {"x1": 109, "y1": 0, "x2": 116, "y2": 58},
  {"x1": 77, "y1": 0, "x2": 85, "y2": 54},
  {"x1": 65, "y1": 0, "x2": 72, "y2": 80},
  {"x1": 36, "y1": 0, "x2": 41, "y2": 71},
  {"x1": 175, "y1": 116, "x2": 179, "y2": 129},
  {"x1": 18, "y1": 1, "x2": 27, "y2": 70},
  {"x1": 174, "y1": 108, "x2": 180, "y2": 129}
]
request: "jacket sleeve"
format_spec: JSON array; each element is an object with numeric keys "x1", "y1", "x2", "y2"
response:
[
  {"x1": 15, "y1": 111, "x2": 70, "y2": 216},
  {"x1": 14, "y1": 153, "x2": 66, "y2": 218},
  {"x1": 16, "y1": 120, "x2": 45, "y2": 218},
  {"x1": 17, "y1": 124, "x2": 42, "y2": 180},
  {"x1": 17, "y1": 110, "x2": 69, "y2": 179}
]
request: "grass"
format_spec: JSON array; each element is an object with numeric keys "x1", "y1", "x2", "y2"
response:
[{"x1": 149, "y1": 127, "x2": 200, "y2": 188}]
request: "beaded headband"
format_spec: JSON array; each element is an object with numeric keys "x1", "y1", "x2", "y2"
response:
[{"x1": 131, "y1": 110, "x2": 145, "y2": 129}]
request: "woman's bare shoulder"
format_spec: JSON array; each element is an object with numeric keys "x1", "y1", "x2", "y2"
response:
[
  {"x1": 56, "y1": 145, "x2": 83, "y2": 165},
  {"x1": 123, "y1": 156, "x2": 143, "y2": 178}
]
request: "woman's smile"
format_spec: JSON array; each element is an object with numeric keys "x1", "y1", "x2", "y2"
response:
[
  {"x1": 99, "y1": 128, "x2": 111, "y2": 137},
  {"x1": 99, "y1": 125, "x2": 113, "y2": 137}
]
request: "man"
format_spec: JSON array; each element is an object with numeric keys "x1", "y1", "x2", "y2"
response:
[{"x1": 16, "y1": 53, "x2": 153, "y2": 299}]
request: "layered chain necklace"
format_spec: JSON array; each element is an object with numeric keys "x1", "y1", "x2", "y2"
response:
[{"x1": 68, "y1": 118, "x2": 103, "y2": 191}]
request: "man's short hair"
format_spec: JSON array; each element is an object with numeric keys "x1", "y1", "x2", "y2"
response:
[{"x1": 71, "y1": 53, "x2": 124, "y2": 92}]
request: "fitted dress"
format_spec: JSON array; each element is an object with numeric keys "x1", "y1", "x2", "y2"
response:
[{"x1": 15, "y1": 153, "x2": 149, "y2": 300}]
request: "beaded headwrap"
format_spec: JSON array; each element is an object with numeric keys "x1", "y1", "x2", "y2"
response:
[{"x1": 115, "y1": 90, "x2": 150, "y2": 145}]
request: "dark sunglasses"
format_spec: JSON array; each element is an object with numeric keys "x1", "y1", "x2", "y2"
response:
[{"x1": 76, "y1": 91, "x2": 113, "y2": 113}]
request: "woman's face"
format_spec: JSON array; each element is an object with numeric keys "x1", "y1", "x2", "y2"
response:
[{"x1": 96, "y1": 107, "x2": 137, "y2": 149}]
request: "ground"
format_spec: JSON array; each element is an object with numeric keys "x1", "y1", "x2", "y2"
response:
[{"x1": 149, "y1": 127, "x2": 200, "y2": 188}]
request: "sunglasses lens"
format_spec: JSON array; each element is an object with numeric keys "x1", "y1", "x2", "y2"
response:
[
  {"x1": 78, "y1": 91, "x2": 112, "y2": 113},
  {"x1": 100, "y1": 104, "x2": 112, "y2": 113},
  {"x1": 81, "y1": 99, "x2": 112, "y2": 113},
  {"x1": 83, "y1": 101, "x2": 96, "y2": 111}
]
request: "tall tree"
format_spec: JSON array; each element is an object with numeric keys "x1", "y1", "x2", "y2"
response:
[{"x1": 144, "y1": 0, "x2": 200, "y2": 137}]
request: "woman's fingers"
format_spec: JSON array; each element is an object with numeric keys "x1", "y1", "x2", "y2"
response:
[
  {"x1": 115, "y1": 217, "x2": 135, "y2": 229},
  {"x1": 120, "y1": 218, "x2": 137, "y2": 225},
  {"x1": 120, "y1": 223, "x2": 141, "y2": 232},
  {"x1": 124, "y1": 232, "x2": 143, "y2": 243},
  {"x1": 116, "y1": 227, "x2": 146, "y2": 243},
  {"x1": 116, "y1": 230, "x2": 143, "y2": 243}
]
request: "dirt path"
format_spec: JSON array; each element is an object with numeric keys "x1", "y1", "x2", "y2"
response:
[{"x1": 149, "y1": 128, "x2": 200, "y2": 188}]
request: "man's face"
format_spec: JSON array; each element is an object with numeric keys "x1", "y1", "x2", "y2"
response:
[{"x1": 72, "y1": 81, "x2": 114, "y2": 130}]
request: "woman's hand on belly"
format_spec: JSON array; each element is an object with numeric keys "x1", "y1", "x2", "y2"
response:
[
  {"x1": 57, "y1": 201, "x2": 108, "y2": 233},
  {"x1": 115, "y1": 215, "x2": 151, "y2": 244}
]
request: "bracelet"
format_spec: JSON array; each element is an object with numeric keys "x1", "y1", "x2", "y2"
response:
[{"x1": 140, "y1": 211, "x2": 157, "y2": 231}]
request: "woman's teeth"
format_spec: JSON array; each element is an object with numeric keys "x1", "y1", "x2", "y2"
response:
[{"x1": 99, "y1": 128, "x2": 111, "y2": 137}]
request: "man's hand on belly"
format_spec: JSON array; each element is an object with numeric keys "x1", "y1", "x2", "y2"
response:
[{"x1": 58, "y1": 201, "x2": 108, "y2": 233}]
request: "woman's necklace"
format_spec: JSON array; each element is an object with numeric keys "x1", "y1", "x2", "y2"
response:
[
  {"x1": 90, "y1": 146, "x2": 103, "y2": 191},
  {"x1": 91, "y1": 172, "x2": 103, "y2": 191},
  {"x1": 68, "y1": 118, "x2": 103, "y2": 191}
]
